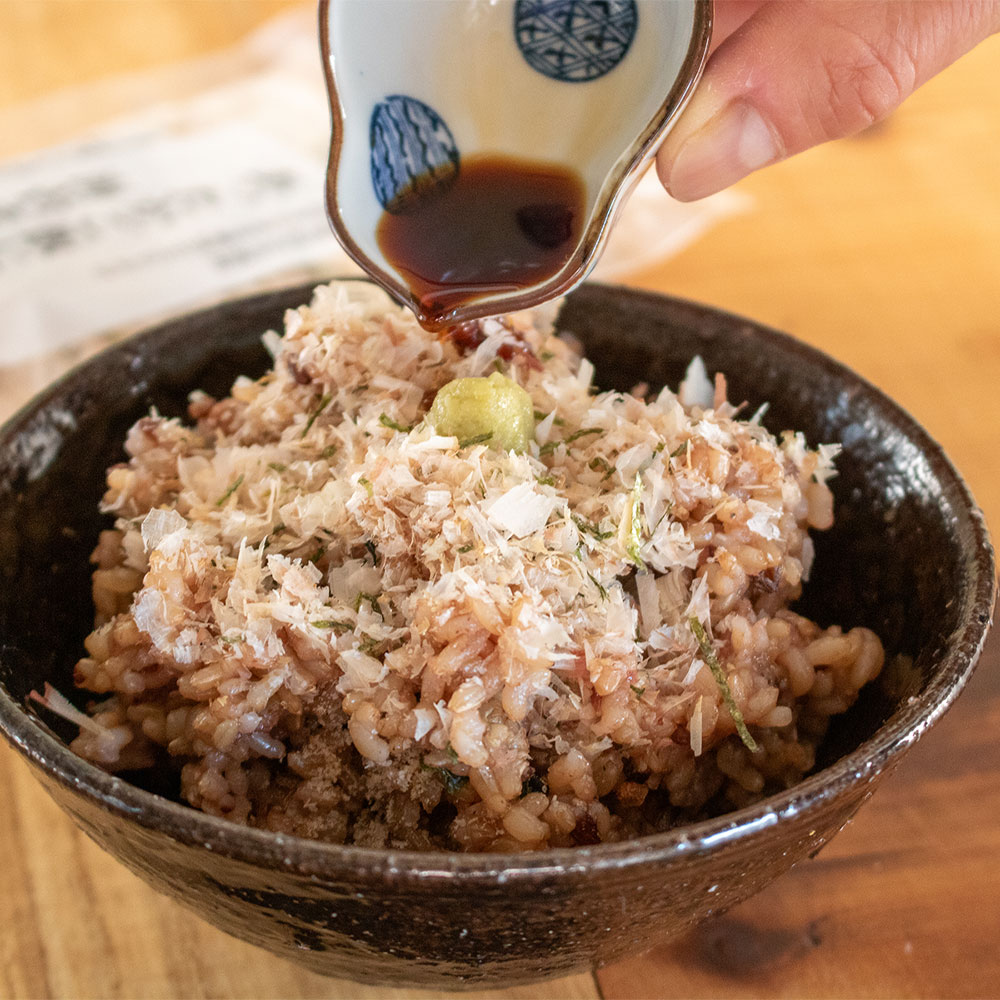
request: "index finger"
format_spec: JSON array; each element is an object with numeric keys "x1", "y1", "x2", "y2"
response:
[{"x1": 709, "y1": 0, "x2": 768, "y2": 54}]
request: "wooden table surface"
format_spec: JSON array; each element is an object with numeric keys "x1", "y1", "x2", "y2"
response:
[{"x1": 1, "y1": 4, "x2": 998, "y2": 998}]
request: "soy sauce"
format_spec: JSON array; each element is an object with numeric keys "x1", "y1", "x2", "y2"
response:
[{"x1": 376, "y1": 154, "x2": 585, "y2": 330}]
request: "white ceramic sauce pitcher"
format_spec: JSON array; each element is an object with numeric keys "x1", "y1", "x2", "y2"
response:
[{"x1": 321, "y1": 0, "x2": 712, "y2": 328}]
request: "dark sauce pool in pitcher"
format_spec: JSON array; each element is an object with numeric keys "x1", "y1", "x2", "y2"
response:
[{"x1": 376, "y1": 154, "x2": 585, "y2": 330}]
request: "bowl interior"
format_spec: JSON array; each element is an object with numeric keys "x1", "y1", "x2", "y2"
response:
[{"x1": 0, "y1": 281, "x2": 990, "y2": 811}]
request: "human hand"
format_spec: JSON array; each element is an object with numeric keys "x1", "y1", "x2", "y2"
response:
[{"x1": 657, "y1": 0, "x2": 1000, "y2": 200}]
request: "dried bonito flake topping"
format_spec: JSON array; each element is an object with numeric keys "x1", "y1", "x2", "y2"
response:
[{"x1": 47, "y1": 281, "x2": 882, "y2": 852}]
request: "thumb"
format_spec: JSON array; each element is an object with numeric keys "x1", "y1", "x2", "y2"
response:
[{"x1": 657, "y1": 0, "x2": 1000, "y2": 201}]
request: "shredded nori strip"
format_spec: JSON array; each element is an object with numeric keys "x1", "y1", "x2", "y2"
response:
[
  {"x1": 311, "y1": 619, "x2": 354, "y2": 633},
  {"x1": 564, "y1": 426, "x2": 603, "y2": 444},
  {"x1": 689, "y1": 617, "x2": 759, "y2": 752},
  {"x1": 539, "y1": 426, "x2": 602, "y2": 455},
  {"x1": 379, "y1": 413, "x2": 413, "y2": 433},
  {"x1": 301, "y1": 393, "x2": 332, "y2": 438},
  {"x1": 358, "y1": 634, "x2": 385, "y2": 656},
  {"x1": 588, "y1": 456, "x2": 615, "y2": 480},
  {"x1": 458, "y1": 431, "x2": 493, "y2": 448},
  {"x1": 354, "y1": 591, "x2": 383, "y2": 618},
  {"x1": 215, "y1": 474, "x2": 244, "y2": 507},
  {"x1": 587, "y1": 572, "x2": 608, "y2": 601},
  {"x1": 573, "y1": 515, "x2": 614, "y2": 541}
]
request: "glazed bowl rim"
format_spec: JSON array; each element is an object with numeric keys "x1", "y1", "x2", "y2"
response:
[{"x1": 0, "y1": 281, "x2": 993, "y2": 885}]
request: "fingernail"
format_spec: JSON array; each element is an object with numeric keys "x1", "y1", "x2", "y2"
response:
[{"x1": 665, "y1": 101, "x2": 780, "y2": 201}]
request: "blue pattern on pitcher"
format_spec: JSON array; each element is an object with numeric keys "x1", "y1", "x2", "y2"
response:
[
  {"x1": 369, "y1": 96, "x2": 460, "y2": 213},
  {"x1": 514, "y1": 0, "x2": 639, "y2": 82}
]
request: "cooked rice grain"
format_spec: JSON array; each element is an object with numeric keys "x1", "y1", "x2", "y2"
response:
[{"x1": 66, "y1": 281, "x2": 884, "y2": 851}]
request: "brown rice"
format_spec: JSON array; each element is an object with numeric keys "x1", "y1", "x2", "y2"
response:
[{"x1": 58, "y1": 281, "x2": 884, "y2": 851}]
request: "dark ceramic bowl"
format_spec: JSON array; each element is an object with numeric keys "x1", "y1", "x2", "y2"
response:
[{"x1": 0, "y1": 282, "x2": 993, "y2": 988}]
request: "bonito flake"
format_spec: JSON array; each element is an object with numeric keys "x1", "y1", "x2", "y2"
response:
[{"x1": 56, "y1": 281, "x2": 883, "y2": 852}]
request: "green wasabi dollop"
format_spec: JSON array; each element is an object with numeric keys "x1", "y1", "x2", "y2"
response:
[{"x1": 428, "y1": 372, "x2": 535, "y2": 453}]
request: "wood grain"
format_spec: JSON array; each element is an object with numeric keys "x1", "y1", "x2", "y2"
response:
[
  {"x1": 1, "y1": 3, "x2": 999, "y2": 998},
  {"x1": 0, "y1": 0, "x2": 297, "y2": 109}
]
